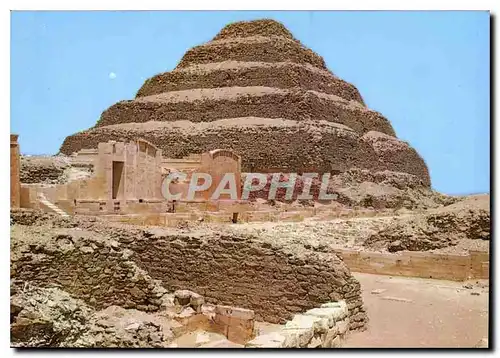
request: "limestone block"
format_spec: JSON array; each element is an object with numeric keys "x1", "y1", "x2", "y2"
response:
[
  {"x1": 174, "y1": 289, "x2": 193, "y2": 306},
  {"x1": 320, "y1": 300, "x2": 348, "y2": 318},
  {"x1": 304, "y1": 307, "x2": 346, "y2": 327},
  {"x1": 227, "y1": 316, "x2": 255, "y2": 345},
  {"x1": 213, "y1": 305, "x2": 255, "y2": 345},
  {"x1": 190, "y1": 292, "x2": 205, "y2": 312},
  {"x1": 282, "y1": 328, "x2": 314, "y2": 348},
  {"x1": 215, "y1": 305, "x2": 255, "y2": 320},
  {"x1": 211, "y1": 314, "x2": 229, "y2": 337},
  {"x1": 245, "y1": 332, "x2": 285, "y2": 348},
  {"x1": 285, "y1": 313, "x2": 328, "y2": 334}
]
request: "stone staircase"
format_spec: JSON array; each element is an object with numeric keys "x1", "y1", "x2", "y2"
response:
[{"x1": 37, "y1": 193, "x2": 69, "y2": 217}]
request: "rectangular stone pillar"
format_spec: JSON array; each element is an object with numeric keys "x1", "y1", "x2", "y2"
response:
[
  {"x1": 10, "y1": 134, "x2": 20, "y2": 208},
  {"x1": 212, "y1": 305, "x2": 255, "y2": 345}
]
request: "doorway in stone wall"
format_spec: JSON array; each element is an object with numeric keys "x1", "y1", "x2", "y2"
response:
[{"x1": 112, "y1": 161, "x2": 125, "y2": 200}]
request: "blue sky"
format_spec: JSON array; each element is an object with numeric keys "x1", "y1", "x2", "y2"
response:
[{"x1": 10, "y1": 11, "x2": 489, "y2": 195}]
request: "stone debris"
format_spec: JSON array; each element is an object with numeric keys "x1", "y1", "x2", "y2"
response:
[
  {"x1": 246, "y1": 301, "x2": 351, "y2": 348},
  {"x1": 10, "y1": 283, "x2": 175, "y2": 348}
]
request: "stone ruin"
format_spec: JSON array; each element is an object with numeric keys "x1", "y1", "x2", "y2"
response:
[
  {"x1": 11, "y1": 134, "x2": 20, "y2": 208},
  {"x1": 10, "y1": 210, "x2": 365, "y2": 348},
  {"x1": 19, "y1": 138, "x2": 248, "y2": 218},
  {"x1": 59, "y1": 19, "x2": 430, "y2": 187},
  {"x1": 10, "y1": 19, "x2": 490, "y2": 349}
]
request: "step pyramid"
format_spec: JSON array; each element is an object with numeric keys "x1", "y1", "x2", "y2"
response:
[{"x1": 60, "y1": 19, "x2": 430, "y2": 187}]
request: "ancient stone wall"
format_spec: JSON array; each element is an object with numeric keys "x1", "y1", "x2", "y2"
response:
[
  {"x1": 123, "y1": 229, "x2": 367, "y2": 328},
  {"x1": 136, "y1": 62, "x2": 365, "y2": 104},
  {"x1": 93, "y1": 139, "x2": 163, "y2": 201},
  {"x1": 11, "y1": 230, "x2": 166, "y2": 312},
  {"x1": 59, "y1": 122, "x2": 382, "y2": 175},
  {"x1": 94, "y1": 88, "x2": 394, "y2": 136},
  {"x1": 59, "y1": 19, "x2": 431, "y2": 187},
  {"x1": 246, "y1": 301, "x2": 351, "y2": 348},
  {"x1": 362, "y1": 131, "x2": 431, "y2": 187},
  {"x1": 199, "y1": 149, "x2": 242, "y2": 200},
  {"x1": 336, "y1": 249, "x2": 489, "y2": 281},
  {"x1": 176, "y1": 36, "x2": 328, "y2": 70}
]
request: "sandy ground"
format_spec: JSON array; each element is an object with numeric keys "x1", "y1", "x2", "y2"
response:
[{"x1": 344, "y1": 273, "x2": 489, "y2": 348}]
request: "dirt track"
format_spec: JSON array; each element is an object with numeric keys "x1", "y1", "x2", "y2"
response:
[{"x1": 344, "y1": 273, "x2": 489, "y2": 348}]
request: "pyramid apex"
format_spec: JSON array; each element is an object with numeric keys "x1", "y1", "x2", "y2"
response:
[{"x1": 213, "y1": 19, "x2": 295, "y2": 41}]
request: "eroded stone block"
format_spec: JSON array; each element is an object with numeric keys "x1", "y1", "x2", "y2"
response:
[
  {"x1": 304, "y1": 307, "x2": 346, "y2": 327},
  {"x1": 215, "y1": 305, "x2": 255, "y2": 320},
  {"x1": 282, "y1": 328, "x2": 314, "y2": 348},
  {"x1": 213, "y1": 305, "x2": 255, "y2": 345},
  {"x1": 320, "y1": 300, "x2": 348, "y2": 318},
  {"x1": 285, "y1": 314, "x2": 328, "y2": 334}
]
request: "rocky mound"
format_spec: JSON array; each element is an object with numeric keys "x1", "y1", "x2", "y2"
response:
[
  {"x1": 59, "y1": 18, "x2": 430, "y2": 187},
  {"x1": 363, "y1": 194, "x2": 490, "y2": 252},
  {"x1": 20, "y1": 156, "x2": 69, "y2": 184},
  {"x1": 10, "y1": 282, "x2": 174, "y2": 348},
  {"x1": 223, "y1": 194, "x2": 489, "y2": 255},
  {"x1": 20, "y1": 155, "x2": 92, "y2": 185},
  {"x1": 246, "y1": 169, "x2": 445, "y2": 208}
]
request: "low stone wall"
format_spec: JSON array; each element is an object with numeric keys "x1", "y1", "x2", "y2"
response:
[
  {"x1": 11, "y1": 229, "x2": 166, "y2": 311},
  {"x1": 336, "y1": 249, "x2": 489, "y2": 281},
  {"x1": 123, "y1": 229, "x2": 367, "y2": 327},
  {"x1": 11, "y1": 211, "x2": 367, "y2": 332},
  {"x1": 246, "y1": 301, "x2": 350, "y2": 348},
  {"x1": 100, "y1": 207, "x2": 398, "y2": 227}
]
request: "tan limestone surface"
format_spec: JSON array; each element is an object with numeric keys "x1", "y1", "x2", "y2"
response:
[{"x1": 343, "y1": 273, "x2": 489, "y2": 348}]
